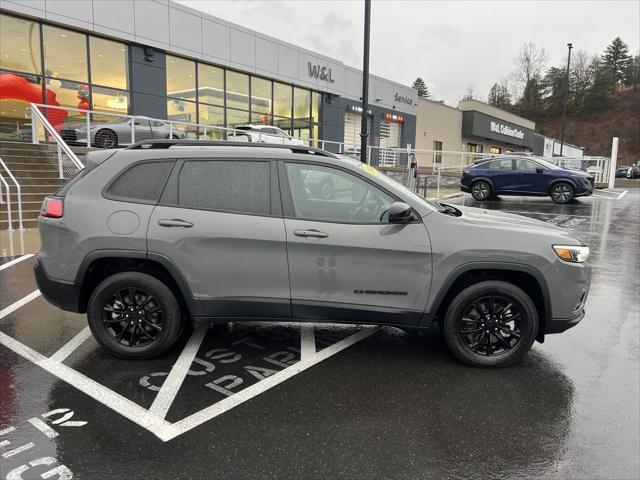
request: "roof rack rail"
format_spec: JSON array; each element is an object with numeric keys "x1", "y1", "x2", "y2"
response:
[{"x1": 125, "y1": 139, "x2": 338, "y2": 158}]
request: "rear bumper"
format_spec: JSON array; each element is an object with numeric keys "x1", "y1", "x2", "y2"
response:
[
  {"x1": 34, "y1": 257, "x2": 83, "y2": 313},
  {"x1": 546, "y1": 308, "x2": 585, "y2": 334}
]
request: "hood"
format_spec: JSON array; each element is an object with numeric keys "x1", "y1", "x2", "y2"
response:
[
  {"x1": 452, "y1": 204, "x2": 574, "y2": 238},
  {"x1": 565, "y1": 169, "x2": 593, "y2": 178}
]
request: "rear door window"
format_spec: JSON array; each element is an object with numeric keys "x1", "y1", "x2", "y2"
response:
[
  {"x1": 107, "y1": 161, "x2": 174, "y2": 203},
  {"x1": 177, "y1": 160, "x2": 271, "y2": 215},
  {"x1": 487, "y1": 159, "x2": 514, "y2": 170}
]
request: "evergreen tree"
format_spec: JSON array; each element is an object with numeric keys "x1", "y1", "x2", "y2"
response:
[
  {"x1": 411, "y1": 77, "x2": 430, "y2": 99},
  {"x1": 517, "y1": 76, "x2": 544, "y2": 116},
  {"x1": 624, "y1": 54, "x2": 640, "y2": 91},
  {"x1": 585, "y1": 61, "x2": 616, "y2": 110},
  {"x1": 488, "y1": 81, "x2": 512, "y2": 109},
  {"x1": 601, "y1": 37, "x2": 631, "y2": 84},
  {"x1": 543, "y1": 66, "x2": 568, "y2": 114}
]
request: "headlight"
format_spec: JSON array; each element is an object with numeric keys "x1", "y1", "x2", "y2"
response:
[{"x1": 553, "y1": 245, "x2": 590, "y2": 263}]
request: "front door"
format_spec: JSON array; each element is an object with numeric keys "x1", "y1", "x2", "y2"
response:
[
  {"x1": 513, "y1": 158, "x2": 547, "y2": 193},
  {"x1": 147, "y1": 158, "x2": 291, "y2": 319},
  {"x1": 279, "y1": 161, "x2": 432, "y2": 326}
]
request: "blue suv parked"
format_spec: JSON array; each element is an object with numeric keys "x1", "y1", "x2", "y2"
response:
[{"x1": 460, "y1": 156, "x2": 594, "y2": 204}]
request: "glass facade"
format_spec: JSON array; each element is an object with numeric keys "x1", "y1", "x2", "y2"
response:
[
  {"x1": 164, "y1": 54, "x2": 321, "y2": 139},
  {"x1": 0, "y1": 12, "x2": 322, "y2": 143},
  {"x1": 0, "y1": 13, "x2": 130, "y2": 139}
]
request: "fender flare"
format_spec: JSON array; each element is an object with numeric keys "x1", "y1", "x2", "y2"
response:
[
  {"x1": 421, "y1": 261, "x2": 552, "y2": 331},
  {"x1": 75, "y1": 249, "x2": 201, "y2": 315}
]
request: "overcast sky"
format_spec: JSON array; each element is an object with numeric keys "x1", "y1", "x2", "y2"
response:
[{"x1": 177, "y1": 0, "x2": 640, "y2": 105}]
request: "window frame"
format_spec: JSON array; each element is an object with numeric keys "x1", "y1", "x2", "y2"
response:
[
  {"x1": 102, "y1": 159, "x2": 176, "y2": 205},
  {"x1": 277, "y1": 159, "x2": 420, "y2": 225},
  {"x1": 158, "y1": 158, "x2": 282, "y2": 218}
]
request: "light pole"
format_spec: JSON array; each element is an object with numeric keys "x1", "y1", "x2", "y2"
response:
[
  {"x1": 360, "y1": 0, "x2": 371, "y2": 164},
  {"x1": 559, "y1": 42, "x2": 573, "y2": 156}
]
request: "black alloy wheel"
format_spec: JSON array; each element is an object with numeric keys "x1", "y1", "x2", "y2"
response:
[
  {"x1": 458, "y1": 295, "x2": 522, "y2": 356},
  {"x1": 102, "y1": 287, "x2": 163, "y2": 348},
  {"x1": 443, "y1": 281, "x2": 538, "y2": 367},
  {"x1": 88, "y1": 272, "x2": 183, "y2": 359},
  {"x1": 550, "y1": 182, "x2": 574, "y2": 204},
  {"x1": 95, "y1": 129, "x2": 117, "y2": 148},
  {"x1": 471, "y1": 180, "x2": 492, "y2": 201}
]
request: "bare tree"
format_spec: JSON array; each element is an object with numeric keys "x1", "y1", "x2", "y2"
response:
[
  {"x1": 512, "y1": 42, "x2": 550, "y2": 95},
  {"x1": 461, "y1": 85, "x2": 475, "y2": 101},
  {"x1": 571, "y1": 50, "x2": 597, "y2": 99}
]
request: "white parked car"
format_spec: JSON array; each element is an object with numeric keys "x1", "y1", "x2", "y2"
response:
[{"x1": 227, "y1": 125, "x2": 306, "y2": 145}]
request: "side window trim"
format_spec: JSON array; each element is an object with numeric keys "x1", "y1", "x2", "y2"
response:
[
  {"x1": 277, "y1": 160, "x2": 415, "y2": 225},
  {"x1": 102, "y1": 158, "x2": 176, "y2": 205}
]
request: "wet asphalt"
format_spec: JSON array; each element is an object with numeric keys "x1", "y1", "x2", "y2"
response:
[{"x1": 0, "y1": 190, "x2": 638, "y2": 480}]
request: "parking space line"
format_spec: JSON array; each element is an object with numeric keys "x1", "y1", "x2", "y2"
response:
[
  {"x1": 0, "y1": 254, "x2": 34, "y2": 271},
  {"x1": 503, "y1": 210, "x2": 589, "y2": 218},
  {"x1": 0, "y1": 331, "x2": 47, "y2": 364},
  {"x1": 149, "y1": 324, "x2": 208, "y2": 419},
  {"x1": 300, "y1": 324, "x2": 316, "y2": 360},
  {"x1": 48, "y1": 327, "x2": 92, "y2": 363},
  {"x1": 169, "y1": 326, "x2": 380, "y2": 440},
  {"x1": 593, "y1": 189, "x2": 628, "y2": 200},
  {"x1": 0, "y1": 290, "x2": 41, "y2": 320}
]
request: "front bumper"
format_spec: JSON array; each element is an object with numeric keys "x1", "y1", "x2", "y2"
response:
[
  {"x1": 546, "y1": 308, "x2": 585, "y2": 334},
  {"x1": 34, "y1": 257, "x2": 83, "y2": 313}
]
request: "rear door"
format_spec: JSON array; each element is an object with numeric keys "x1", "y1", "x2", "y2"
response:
[
  {"x1": 485, "y1": 158, "x2": 516, "y2": 192},
  {"x1": 279, "y1": 161, "x2": 432, "y2": 326},
  {"x1": 147, "y1": 158, "x2": 291, "y2": 319}
]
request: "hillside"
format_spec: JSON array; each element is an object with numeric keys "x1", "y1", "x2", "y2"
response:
[{"x1": 534, "y1": 90, "x2": 640, "y2": 163}]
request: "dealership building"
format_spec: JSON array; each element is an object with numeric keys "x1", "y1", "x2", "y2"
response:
[
  {"x1": 416, "y1": 98, "x2": 583, "y2": 168},
  {"x1": 0, "y1": 0, "x2": 417, "y2": 163}
]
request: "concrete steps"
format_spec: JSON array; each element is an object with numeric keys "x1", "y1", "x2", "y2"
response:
[{"x1": 0, "y1": 140, "x2": 94, "y2": 230}]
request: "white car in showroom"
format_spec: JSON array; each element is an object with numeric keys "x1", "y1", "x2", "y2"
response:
[{"x1": 227, "y1": 125, "x2": 306, "y2": 145}]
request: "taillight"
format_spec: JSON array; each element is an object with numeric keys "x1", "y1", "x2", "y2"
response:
[{"x1": 41, "y1": 196, "x2": 64, "y2": 218}]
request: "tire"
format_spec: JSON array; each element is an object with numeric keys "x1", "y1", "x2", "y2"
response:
[
  {"x1": 94, "y1": 129, "x2": 117, "y2": 148},
  {"x1": 550, "y1": 182, "x2": 574, "y2": 204},
  {"x1": 320, "y1": 179, "x2": 334, "y2": 199},
  {"x1": 443, "y1": 281, "x2": 538, "y2": 368},
  {"x1": 470, "y1": 180, "x2": 492, "y2": 201},
  {"x1": 87, "y1": 272, "x2": 183, "y2": 359}
]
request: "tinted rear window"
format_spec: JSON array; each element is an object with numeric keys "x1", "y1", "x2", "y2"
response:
[
  {"x1": 177, "y1": 160, "x2": 270, "y2": 215},
  {"x1": 108, "y1": 161, "x2": 173, "y2": 203}
]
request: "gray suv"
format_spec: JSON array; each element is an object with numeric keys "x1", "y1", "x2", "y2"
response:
[{"x1": 35, "y1": 140, "x2": 591, "y2": 367}]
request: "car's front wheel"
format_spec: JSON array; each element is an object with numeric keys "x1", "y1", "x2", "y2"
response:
[
  {"x1": 470, "y1": 180, "x2": 492, "y2": 201},
  {"x1": 550, "y1": 182, "x2": 574, "y2": 203},
  {"x1": 442, "y1": 281, "x2": 538, "y2": 367},
  {"x1": 87, "y1": 272, "x2": 183, "y2": 359}
]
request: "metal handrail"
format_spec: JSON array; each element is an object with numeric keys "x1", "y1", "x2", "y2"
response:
[
  {"x1": 0, "y1": 157, "x2": 23, "y2": 230},
  {"x1": 0, "y1": 172, "x2": 12, "y2": 230},
  {"x1": 30, "y1": 104, "x2": 84, "y2": 171}
]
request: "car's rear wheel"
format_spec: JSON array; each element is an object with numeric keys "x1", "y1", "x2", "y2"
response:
[
  {"x1": 87, "y1": 272, "x2": 182, "y2": 359},
  {"x1": 443, "y1": 281, "x2": 538, "y2": 367},
  {"x1": 470, "y1": 180, "x2": 492, "y2": 201},
  {"x1": 550, "y1": 182, "x2": 574, "y2": 204},
  {"x1": 95, "y1": 129, "x2": 117, "y2": 148}
]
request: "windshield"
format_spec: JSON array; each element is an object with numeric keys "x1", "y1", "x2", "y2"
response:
[
  {"x1": 532, "y1": 157, "x2": 563, "y2": 170},
  {"x1": 334, "y1": 155, "x2": 442, "y2": 212}
]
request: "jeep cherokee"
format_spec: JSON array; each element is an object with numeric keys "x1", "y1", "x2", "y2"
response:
[{"x1": 35, "y1": 140, "x2": 591, "y2": 367}]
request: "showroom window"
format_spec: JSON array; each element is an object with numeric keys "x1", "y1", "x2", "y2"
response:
[
  {"x1": 0, "y1": 14, "x2": 41, "y2": 74},
  {"x1": 490, "y1": 146, "x2": 502, "y2": 154},
  {"x1": 166, "y1": 55, "x2": 197, "y2": 128},
  {"x1": 226, "y1": 71, "x2": 249, "y2": 110},
  {"x1": 433, "y1": 140, "x2": 443, "y2": 163},
  {"x1": 198, "y1": 64, "x2": 224, "y2": 106},
  {"x1": 43, "y1": 25, "x2": 88, "y2": 83},
  {"x1": 273, "y1": 82, "x2": 292, "y2": 129},
  {"x1": 90, "y1": 37, "x2": 128, "y2": 90},
  {"x1": 178, "y1": 161, "x2": 271, "y2": 215},
  {"x1": 251, "y1": 76, "x2": 272, "y2": 124}
]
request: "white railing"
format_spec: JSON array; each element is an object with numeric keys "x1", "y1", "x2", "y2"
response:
[
  {"x1": 29, "y1": 104, "x2": 84, "y2": 179},
  {"x1": 0, "y1": 172, "x2": 12, "y2": 228},
  {"x1": 0, "y1": 157, "x2": 23, "y2": 230}
]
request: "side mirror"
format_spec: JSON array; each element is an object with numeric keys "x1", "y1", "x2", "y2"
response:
[
  {"x1": 387, "y1": 202, "x2": 414, "y2": 224},
  {"x1": 536, "y1": 167, "x2": 544, "y2": 174}
]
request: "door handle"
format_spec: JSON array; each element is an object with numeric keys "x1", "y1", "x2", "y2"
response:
[
  {"x1": 294, "y1": 229, "x2": 328, "y2": 238},
  {"x1": 158, "y1": 219, "x2": 193, "y2": 228}
]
